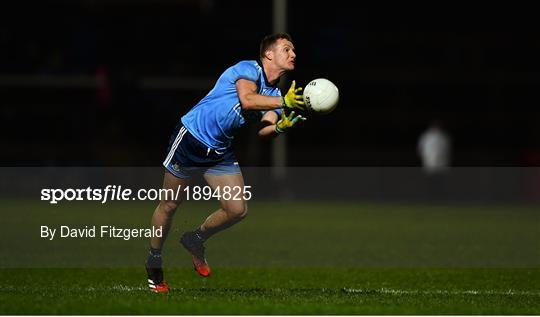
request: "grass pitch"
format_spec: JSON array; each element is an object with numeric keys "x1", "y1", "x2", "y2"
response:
[
  {"x1": 0, "y1": 200, "x2": 539, "y2": 314},
  {"x1": 1, "y1": 268, "x2": 539, "y2": 314}
]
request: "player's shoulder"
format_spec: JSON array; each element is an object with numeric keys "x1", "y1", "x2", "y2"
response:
[
  {"x1": 232, "y1": 60, "x2": 262, "y2": 72},
  {"x1": 226, "y1": 60, "x2": 262, "y2": 82}
]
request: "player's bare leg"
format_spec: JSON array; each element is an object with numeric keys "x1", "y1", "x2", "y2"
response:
[
  {"x1": 180, "y1": 173, "x2": 247, "y2": 277},
  {"x1": 200, "y1": 173, "x2": 248, "y2": 236},
  {"x1": 146, "y1": 171, "x2": 188, "y2": 293},
  {"x1": 150, "y1": 172, "x2": 188, "y2": 249}
]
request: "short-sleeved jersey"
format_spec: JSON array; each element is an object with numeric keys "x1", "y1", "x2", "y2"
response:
[{"x1": 181, "y1": 60, "x2": 283, "y2": 150}]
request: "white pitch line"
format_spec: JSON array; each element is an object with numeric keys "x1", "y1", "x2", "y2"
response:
[
  {"x1": 342, "y1": 288, "x2": 540, "y2": 297},
  {"x1": 109, "y1": 285, "x2": 147, "y2": 291},
  {"x1": 2, "y1": 285, "x2": 539, "y2": 296},
  {"x1": 0, "y1": 285, "x2": 147, "y2": 292}
]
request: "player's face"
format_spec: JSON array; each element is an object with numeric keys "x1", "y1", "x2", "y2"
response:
[{"x1": 272, "y1": 38, "x2": 296, "y2": 71}]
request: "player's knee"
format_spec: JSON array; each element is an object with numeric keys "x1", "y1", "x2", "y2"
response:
[
  {"x1": 225, "y1": 202, "x2": 248, "y2": 220},
  {"x1": 159, "y1": 200, "x2": 180, "y2": 215}
]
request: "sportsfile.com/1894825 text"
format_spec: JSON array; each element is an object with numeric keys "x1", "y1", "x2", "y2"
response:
[{"x1": 40, "y1": 185, "x2": 253, "y2": 204}]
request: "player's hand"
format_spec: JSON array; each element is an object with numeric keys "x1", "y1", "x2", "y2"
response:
[
  {"x1": 281, "y1": 80, "x2": 305, "y2": 110},
  {"x1": 275, "y1": 110, "x2": 307, "y2": 133}
]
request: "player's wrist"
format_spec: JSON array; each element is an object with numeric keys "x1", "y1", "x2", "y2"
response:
[{"x1": 280, "y1": 96, "x2": 287, "y2": 108}]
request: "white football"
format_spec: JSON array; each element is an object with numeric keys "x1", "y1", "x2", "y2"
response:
[{"x1": 303, "y1": 78, "x2": 339, "y2": 114}]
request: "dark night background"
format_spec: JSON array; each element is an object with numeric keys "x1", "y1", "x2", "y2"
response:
[{"x1": 2, "y1": 1, "x2": 540, "y2": 167}]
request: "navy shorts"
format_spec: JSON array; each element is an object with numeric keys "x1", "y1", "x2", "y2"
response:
[{"x1": 162, "y1": 123, "x2": 241, "y2": 179}]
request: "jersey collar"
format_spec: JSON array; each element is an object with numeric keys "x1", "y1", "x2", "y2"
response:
[{"x1": 257, "y1": 59, "x2": 278, "y2": 87}]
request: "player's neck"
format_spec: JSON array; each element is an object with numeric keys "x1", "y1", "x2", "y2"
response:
[{"x1": 262, "y1": 61, "x2": 284, "y2": 85}]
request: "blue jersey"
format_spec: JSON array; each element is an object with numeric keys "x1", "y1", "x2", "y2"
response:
[{"x1": 181, "y1": 60, "x2": 282, "y2": 150}]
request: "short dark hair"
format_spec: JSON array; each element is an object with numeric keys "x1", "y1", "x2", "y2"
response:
[{"x1": 259, "y1": 33, "x2": 293, "y2": 59}]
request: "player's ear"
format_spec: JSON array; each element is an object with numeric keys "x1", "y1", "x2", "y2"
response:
[{"x1": 264, "y1": 49, "x2": 273, "y2": 60}]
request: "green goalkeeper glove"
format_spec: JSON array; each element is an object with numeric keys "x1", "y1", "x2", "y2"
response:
[
  {"x1": 275, "y1": 110, "x2": 307, "y2": 134},
  {"x1": 281, "y1": 80, "x2": 305, "y2": 110}
]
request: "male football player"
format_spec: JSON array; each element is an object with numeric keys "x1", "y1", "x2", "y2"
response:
[{"x1": 145, "y1": 33, "x2": 306, "y2": 293}]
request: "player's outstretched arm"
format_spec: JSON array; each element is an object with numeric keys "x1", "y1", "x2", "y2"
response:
[
  {"x1": 258, "y1": 110, "x2": 306, "y2": 139},
  {"x1": 258, "y1": 111, "x2": 279, "y2": 139},
  {"x1": 236, "y1": 79, "x2": 306, "y2": 111},
  {"x1": 237, "y1": 79, "x2": 282, "y2": 110}
]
